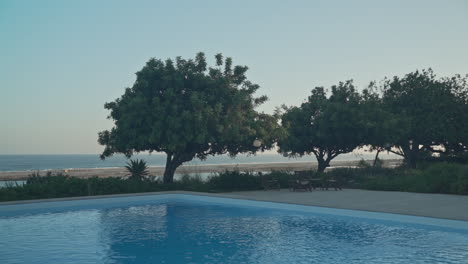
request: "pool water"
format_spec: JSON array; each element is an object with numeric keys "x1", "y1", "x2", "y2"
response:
[{"x1": 1, "y1": 194, "x2": 468, "y2": 264}]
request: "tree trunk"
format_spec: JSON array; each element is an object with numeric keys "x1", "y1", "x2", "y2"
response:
[
  {"x1": 163, "y1": 153, "x2": 178, "y2": 183},
  {"x1": 404, "y1": 142, "x2": 419, "y2": 169},
  {"x1": 373, "y1": 149, "x2": 381, "y2": 167},
  {"x1": 406, "y1": 151, "x2": 418, "y2": 169},
  {"x1": 317, "y1": 159, "x2": 329, "y2": 173},
  {"x1": 163, "y1": 164, "x2": 177, "y2": 183},
  {"x1": 162, "y1": 152, "x2": 193, "y2": 183},
  {"x1": 315, "y1": 150, "x2": 335, "y2": 173}
]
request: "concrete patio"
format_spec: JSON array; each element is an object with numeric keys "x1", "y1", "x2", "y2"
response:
[{"x1": 221, "y1": 189, "x2": 468, "y2": 221}]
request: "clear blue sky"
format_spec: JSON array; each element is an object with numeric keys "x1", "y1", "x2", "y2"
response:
[{"x1": 1, "y1": 0, "x2": 467, "y2": 154}]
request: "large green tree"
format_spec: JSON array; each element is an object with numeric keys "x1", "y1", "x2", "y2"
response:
[
  {"x1": 278, "y1": 81, "x2": 366, "y2": 172},
  {"x1": 437, "y1": 74, "x2": 468, "y2": 159},
  {"x1": 359, "y1": 85, "x2": 404, "y2": 166},
  {"x1": 381, "y1": 69, "x2": 468, "y2": 167},
  {"x1": 99, "y1": 53, "x2": 277, "y2": 183}
]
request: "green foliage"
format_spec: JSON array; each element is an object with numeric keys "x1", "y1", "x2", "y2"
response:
[
  {"x1": 267, "y1": 170, "x2": 293, "y2": 188},
  {"x1": 328, "y1": 163, "x2": 468, "y2": 194},
  {"x1": 278, "y1": 81, "x2": 367, "y2": 171},
  {"x1": 359, "y1": 87, "x2": 402, "y2": 157},
  {"x1": 1, "y1": 165, "x2": 467, "y2": 202},
  {"x1": 326, "y1": 167, "x2": 400, "y2": 189},
  {"x1": 176, "y1": 174, "x2": 209, "y2": 192},
  {"x1": 277, "y1": 69, "x2": 466, "y2": 170},
  {"x1": 380, "y1": 69, "x2": 468, "y2": 167},
  {"x1": 0, "y1": 172, "x2": 175, "y2": 202},
  {"x1": 207, "y1": 171, "x2": 262, "y2": 191},
  {"x1": 125, "y1": 159, "x2": 149, "y2": 181},
  {"x1": 99, "y1": 52, "x2": 279, "y2": 183},
  {"x1": 0, "y1": 171, "x2": 294, "y2": 201}
]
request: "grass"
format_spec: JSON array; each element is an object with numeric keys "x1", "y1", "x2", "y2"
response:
[{"x1": 1, "y1": 163, "x2": 467, "y2": 202}]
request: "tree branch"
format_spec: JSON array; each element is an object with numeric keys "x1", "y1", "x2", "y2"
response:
[{"x1": 387, "y1": 149, "x2": 405, "y2": 157}]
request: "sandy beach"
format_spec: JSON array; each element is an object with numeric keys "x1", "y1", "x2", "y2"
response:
[{"x1": 0, "y1": 159, "x2": 402, "y2": 181}]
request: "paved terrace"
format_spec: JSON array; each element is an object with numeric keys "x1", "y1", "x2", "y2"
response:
[
  {"x1": 223, "y1": 189, "x2": 468, "y2": 221},
  {"x1": 2, "y1": 189, "x2": 467, "y2": 221}
]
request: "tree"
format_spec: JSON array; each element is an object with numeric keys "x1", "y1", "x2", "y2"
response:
[
  {"x1": 99, "y1": 53, "x2": 277, "y2": 183},
  {"x1": 125, "y1": 159, "x2": 149, "y2": 181},
  {"x1": 381, "y1": 69, "x2": 468, "y2": 167},
  {"x1": 360, "y1": 84, "x2": 403, "y2": 166},
  {"x1": 437, "y1": 74, "x2": 468, "y2": 160},
  {"x1": 278, "y1": 81, "x2": 366, "y2": 172}
]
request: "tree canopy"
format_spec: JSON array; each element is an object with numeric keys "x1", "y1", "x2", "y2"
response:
[
  {"x1": 359, "y1": 84, "x2": 405, "y2": 165},
  {"x1": 380, "y1": 69, "x2": 468, "y2": 167},
  {"x1": 278, "y1": 81, "x2": 366, "y2": 172},
  {"x1": 99, "y1": 56, "x2": 467, "y2": 181},
  {"x1": 99, "y1": 52, "x2": 277, "y2": 183}
]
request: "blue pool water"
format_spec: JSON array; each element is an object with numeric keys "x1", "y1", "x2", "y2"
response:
[{"x1": 1, "y1": 195, "x2": 468, "y2": 264}]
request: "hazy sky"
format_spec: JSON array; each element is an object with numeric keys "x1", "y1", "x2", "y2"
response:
[{"x1": 1, "y1": 0, "x2": 467, "y2": 154}]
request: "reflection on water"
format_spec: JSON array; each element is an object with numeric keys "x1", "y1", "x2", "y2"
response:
[{"x1": 1, "y1": 202, "x2": 468, "y2": 264}]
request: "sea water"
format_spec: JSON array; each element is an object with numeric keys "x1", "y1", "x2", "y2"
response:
[{"x1": 0, "y1": 152, "x2": 400, "y2": 172}]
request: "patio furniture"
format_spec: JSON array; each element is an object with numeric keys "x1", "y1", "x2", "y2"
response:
[
  {"x1": 294, "y1": 171, "x2": 321, "y2": 190},
  {"x1": 316, "y1": 173, "x2": 342, "y2": 190},
  {"x1": 322, "y1": 177, "x2": 342, "y2": 191},
  {"x1": 292, "y1": 171, "x2": 342, "y2": 191},
  {"x1": 309, "y1": 177, "x2": 323, "y2": 190},
  {"x1": 290, "y1": 171, "x2": 313, "y2": 191}
]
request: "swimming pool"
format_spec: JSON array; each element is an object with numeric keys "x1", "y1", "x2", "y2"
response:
[{"x1": 1, "y1": 193, "x2": 468, "y2": 263}]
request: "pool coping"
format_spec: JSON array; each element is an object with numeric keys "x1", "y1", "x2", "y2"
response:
[
  {"x1": 1, "y1": 190, "x2": 468, "y2": 222},
  {"x1": 2, "y1": 191, "x2": 468, "y2": 232}
]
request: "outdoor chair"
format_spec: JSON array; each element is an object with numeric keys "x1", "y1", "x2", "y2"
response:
[
  {"x1": 290, "y1": 171, "x2": 313, "y2": 191},
  {"x1": 309, "y1": 177, "x2": 322, "y2": 190},
  {"x1": 293, "y1": 171, "x2": 342, "y2": 191},
  {"x1": 292, "y1": 178, "x2": 312, "y2": 191}
]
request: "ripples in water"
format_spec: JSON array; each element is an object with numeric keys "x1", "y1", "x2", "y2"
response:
[{"x1": 1, "y1": 202, "x2": 468, "y2": 264}]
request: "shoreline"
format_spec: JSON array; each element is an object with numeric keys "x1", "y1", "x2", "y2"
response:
[
  {"x1": 0, "y1": 159, "x2": 402, "y2": 181},
  {"x1": 0, "y1": 160, "x2": 359, "y2": 173}
]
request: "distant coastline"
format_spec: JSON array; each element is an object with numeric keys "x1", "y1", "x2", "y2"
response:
[
  {"x1": 0, "y1": 152, "x2": 401, "y2": 172},
  {"x1": 0, "y1": 159, "x2": 403, "y2": 181}
]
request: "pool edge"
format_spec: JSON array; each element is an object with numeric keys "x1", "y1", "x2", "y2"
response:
[{"x1": 1, "y1": 191, "x2": 468, "y2": 224}]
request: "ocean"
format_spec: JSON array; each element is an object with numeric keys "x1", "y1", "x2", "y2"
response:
[{"x1": 0, "y1": 152, "x2": 400, "y2": 172}]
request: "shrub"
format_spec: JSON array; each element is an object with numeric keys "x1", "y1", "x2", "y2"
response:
[
  {"x1": 267, "y1": 171, "x2": 293, "y2": 188},
  {"x1": 352, "y1": 162, "x2": 468, "y2": 195},
  {"x1": 1, "y1": 163, "x2": 467, "y2": 202},
  {"x1": 207, "y1": 170, "x2": 262, "y2": 191},
  {"x1": 176, "y1": 174, "x2": 209, "y2": 192},
  {"x1": 419, "y1": 163, "x2": 468, "y2": 194},
  {"x1": 125, "y1": 159, "x2": 150, "y2": 181}
]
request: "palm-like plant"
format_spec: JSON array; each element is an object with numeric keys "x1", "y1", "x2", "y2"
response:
[{"x1": 125, "y1": 159, "x2": 149, "y2": 181}]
